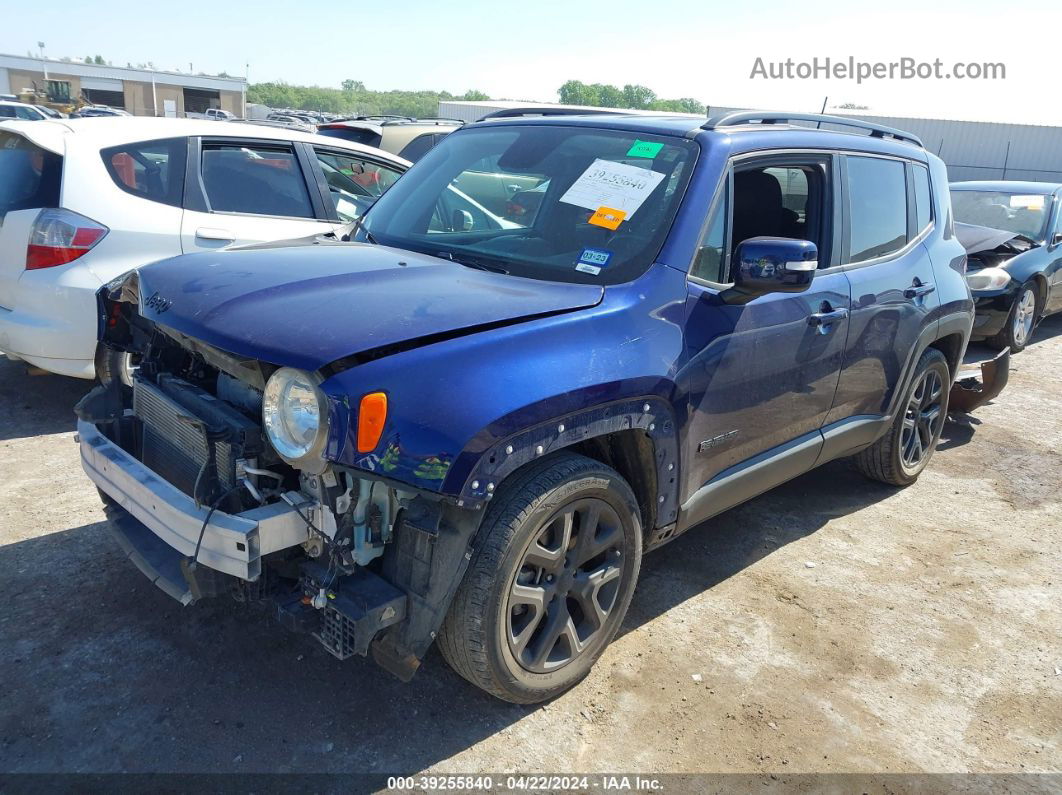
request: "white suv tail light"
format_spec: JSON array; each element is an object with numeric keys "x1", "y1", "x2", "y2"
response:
[{"x1": 26, "y1": 209, "x2": 109, "y2": 271}]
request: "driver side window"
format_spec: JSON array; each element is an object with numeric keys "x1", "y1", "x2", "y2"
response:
[{"x1": 692, "y1": 158, "x2": 830, "y2": 284}]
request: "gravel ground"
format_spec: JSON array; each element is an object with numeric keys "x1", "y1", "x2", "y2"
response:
[{"x1": 0, "y1": 319, "x2": 1059, "y2": 777}]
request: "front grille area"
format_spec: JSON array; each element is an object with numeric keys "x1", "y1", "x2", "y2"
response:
[{"x1": 132, "y1": 375, "x2": 263, "y2": 502}]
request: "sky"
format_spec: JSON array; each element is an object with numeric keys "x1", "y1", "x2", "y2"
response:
[{"x1": 3, "y1": 0, "x2": 1060, "y2": 124}]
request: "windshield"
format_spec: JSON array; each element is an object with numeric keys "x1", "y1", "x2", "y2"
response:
[
  {"x1": 951, "y1": 190, "x2": 1052, "y2": 241},
  {"x1": 356, "y1": 125, "x2": 697, "y2": 284}
]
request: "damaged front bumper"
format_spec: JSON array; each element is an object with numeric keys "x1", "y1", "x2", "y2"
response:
[
  {"x1": 949, "y1": 347, "x2": 1010, "y2": 414},
  {"x1": 78, "y1": 419, "x2": 314, "y2": 600}
]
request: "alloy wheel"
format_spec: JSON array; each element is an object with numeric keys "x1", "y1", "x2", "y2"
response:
[
  {"x1": 506, "y1": 498, "x2": 625, "y2": 673},
  {"x1": 900, "y1": 368, "x2": 944, "y2": 471},
  {"x1": 1013, "y1": 287, "x2": 1036, "y2": 348}
]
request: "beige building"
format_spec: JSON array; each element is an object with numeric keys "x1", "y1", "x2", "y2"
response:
[{"x1": 0, "y1": 53, "x2": 245, "y2": 117}]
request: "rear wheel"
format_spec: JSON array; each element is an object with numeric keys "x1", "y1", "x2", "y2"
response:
[
  {"x1": 438, "y1": 452, "x2": 642, "y2": 703},
  {"x1": 988, "y1": 281, "x2": 1039, "y2": 353},
  {"x1": 854, "y1": 348, "x2": 950, "y2": 487}
]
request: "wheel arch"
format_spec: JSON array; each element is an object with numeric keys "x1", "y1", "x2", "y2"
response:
[
  {"x1": 452, "y1": 397, "x2": 681, "y2": 546},
  {"x1": 927, "y1": 331, "x2": 965, "y2": 378}
]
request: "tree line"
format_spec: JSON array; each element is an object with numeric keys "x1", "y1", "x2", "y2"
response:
[
  {"x1": 247, "y1": 79, "x2": 705, "y2": 117},
  {"x1": 558, "y1": 80, "x2": 705, "y2": 115},
  {"x1": 247, "y1": 81, "x2": 489, "y2": 117}
]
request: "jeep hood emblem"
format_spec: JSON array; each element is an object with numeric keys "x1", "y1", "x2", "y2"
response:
[{"x1": 144, "y1": 291, "x2": 173, "y2": 314}]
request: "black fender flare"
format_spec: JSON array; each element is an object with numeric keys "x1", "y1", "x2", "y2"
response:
[
  {"x1": 456, "y1": 397, "x2": 681, "y2": 531},
  {"x1": 885, "y1": 311, "x2": 972, "y2": 421}
]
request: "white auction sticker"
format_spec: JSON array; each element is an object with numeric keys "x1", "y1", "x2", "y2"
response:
[
  {"x1": 1009, "y1": 194, "x2": 1045, "y2": 209},
  {"x1": 559, "y1": 159, "x2": 666, "y2": 219}
]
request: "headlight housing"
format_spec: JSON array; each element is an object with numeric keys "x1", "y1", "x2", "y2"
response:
[
  {"x1": 965, "y1": 267, "x2": 1011, "y2": 292},
  {"x1": 262, "y1": 367, "x2": 330, "y2": 470}
]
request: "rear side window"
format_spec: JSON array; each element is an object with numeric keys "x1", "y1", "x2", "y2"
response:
[
  {"x1": 397, "y1": 133, "x2": 437, "y2": 162},
  {"x1": 847, "y1": 156, "x2": 908, "y2": 262},
  {"x1": 0, "y1": 105, "x2": 43, "y2": 120},
  {"x1": 0, "y1": 131, "x2": 62, "y2": 220},
  {"x1": 101, "y1": 138, "x2": 187, "y2": 207},
  {"x1": 913, "y1": 164, "x2": 932, "y2": 234},
  {"x1": 200, "y1": 143, "x2": 314, "y2": 218}
]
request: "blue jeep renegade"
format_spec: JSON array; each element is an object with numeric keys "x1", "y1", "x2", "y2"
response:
[{"x1": 78, "y1": 111, "x2": 976, "y2": 703}]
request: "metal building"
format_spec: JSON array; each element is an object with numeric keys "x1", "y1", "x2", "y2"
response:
[
  {"x1": 0, "y1": 53, "x2": 246, "y2": 118},
  {"x1": 440, "y1": 100, "x2": 1062, "y2": 183}
]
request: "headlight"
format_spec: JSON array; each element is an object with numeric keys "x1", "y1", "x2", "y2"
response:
[
  {"x1": 262, "y1": 367, "x2": 330, "y2": 468},
  {"x1": 965, "y1": 267, "x2": 1011, "y2": 292}
]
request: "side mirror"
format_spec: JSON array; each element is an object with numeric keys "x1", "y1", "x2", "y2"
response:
[
  {"x1": 723, "y1": 237, "x2": 818, "y2": 304},
  {"x1": 452, "y1": 208, "x2": 474, "y2": 232},
  {"x1": 1052, "y1": 232, "x2": 1062, "y2": 248}
]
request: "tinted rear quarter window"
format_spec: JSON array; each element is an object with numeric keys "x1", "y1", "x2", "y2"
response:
[
  {"x1": 201, "y1": 143, "x2": 314, "y2": 218},
  {"x1": 913, "y1": 164, "x2": 932, "y2": 233},
  {"x1": 397, "y1": 133, "x2": 437, "y2": 162},
  {"x1": 101, "y1": 138, "x2": 187, "y2": 207},
  {"x1": 847, "y1": 156, "x2": 908, "y2": 262},
  {"x1": 0, "y1": 131, "x2": 62, "y2": 220}
]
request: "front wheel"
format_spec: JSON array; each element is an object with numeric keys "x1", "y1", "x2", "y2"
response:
[
  {"x1": 854, "y1": 347, "x2": 950, "y2": 487},
  {"x1": 95, "y1": 346, "x2": 139, "y2": 387},
  {"x1": 437, "y1": 452, "x2": 643, "y2": 703},
  {"x1": 988, "y1": 281, "x2": 1039, "y2": 353}
]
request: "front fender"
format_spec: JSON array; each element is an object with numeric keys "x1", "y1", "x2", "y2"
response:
[{"x1": 319, "y1": 263, "x2": 690, "y2": 503}]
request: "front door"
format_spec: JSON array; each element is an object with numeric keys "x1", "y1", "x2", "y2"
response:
[
  {"x1": 180, "y1": 138, "x2": 333, "y2": 253},
  {"x1": 680, "y1": 154, "x2": 851, "y2": 514}
]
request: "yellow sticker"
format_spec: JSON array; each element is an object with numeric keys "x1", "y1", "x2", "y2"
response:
[{"x1": 588, "y1": 206, "x2": 626, "y2": 230}]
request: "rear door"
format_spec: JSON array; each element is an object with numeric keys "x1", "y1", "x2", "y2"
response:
[
  {"x1": 180, "y1": 137, "x2": 333, "y2": 252},
  {"x1": 824, "y1": 155, "x2": 941, "y2": 424}
]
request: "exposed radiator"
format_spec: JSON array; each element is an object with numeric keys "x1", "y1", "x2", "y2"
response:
[{"x1": 132, "y1": 375, "x2": 262, "y2": 501}]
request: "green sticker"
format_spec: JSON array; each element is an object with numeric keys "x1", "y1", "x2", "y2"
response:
[{"x1": 627, "y1": 140, "x2": 664, "y2": 158}]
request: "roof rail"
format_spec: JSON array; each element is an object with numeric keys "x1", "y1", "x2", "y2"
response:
[
  {"x1": 476, "y1": 107, "x2": 631, "y2": 122},
  {"x1": 414, "y1": 117, "x2": 466, "y2": 125},
  {"x1": 702, "y1": 111, "x2": 924, "y2": 147}
]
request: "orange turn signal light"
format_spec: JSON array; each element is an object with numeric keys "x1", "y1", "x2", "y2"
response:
[{"x1": 357, "y1": 392, "x2": 388, "y2": 453}]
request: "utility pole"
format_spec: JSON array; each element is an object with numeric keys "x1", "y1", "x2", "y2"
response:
[{"x1": 38, "y1": 41, "x2": 48, "y2": 80}]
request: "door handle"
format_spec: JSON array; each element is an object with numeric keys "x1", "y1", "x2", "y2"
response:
[
  {"x1": 808, "y1": 307, "x2": 850, "y2": 327},
  {"x1": 195, "y1": 227, "x2": 236, "y2": 242},
  {"x1": 904, "y1": 282, "x2": 935, "y2": 300}
]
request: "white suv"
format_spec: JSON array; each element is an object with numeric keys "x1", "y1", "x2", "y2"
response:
[{"x1": 0, "y1": 117, "x2": 408, "y2": 379}]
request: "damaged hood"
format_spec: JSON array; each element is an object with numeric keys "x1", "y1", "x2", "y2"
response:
[
  {"x1": 124, "y1": 244, "x2": 603, "y2": 371},
  {"x1": 954, "y1": 222, "x2": 1036, "y2": 256}
]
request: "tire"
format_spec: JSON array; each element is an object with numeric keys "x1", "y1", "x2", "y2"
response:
[
  {"x1": 95, "y1": 346, "x2": 139, "y2": 387},
  {"x1": 438, "y1": 452, "x2": 643, "y2": 703},
  {"x1": 854, "y1": 347, "x2": 950, "y2": 487},
  {"x1": 988, "y1": 281, "x2": 1039, "y2": 353}
]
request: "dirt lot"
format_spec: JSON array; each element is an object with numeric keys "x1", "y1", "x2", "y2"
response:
[{"x1": 0, "y1": 320, "x2": 1060, "y2": 778}]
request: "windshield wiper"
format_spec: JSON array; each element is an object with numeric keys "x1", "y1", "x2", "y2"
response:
[{"x1": 435, "y1": 250, "x2": 509, "y2": 275}]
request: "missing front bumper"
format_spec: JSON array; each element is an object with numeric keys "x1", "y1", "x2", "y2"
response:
[
  {"x1": 78, "y1": 419, "x2": 313, "y2": 587},
  {"x1": 949, "y1": 348, "x2": 1010, "y2": 414}
]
